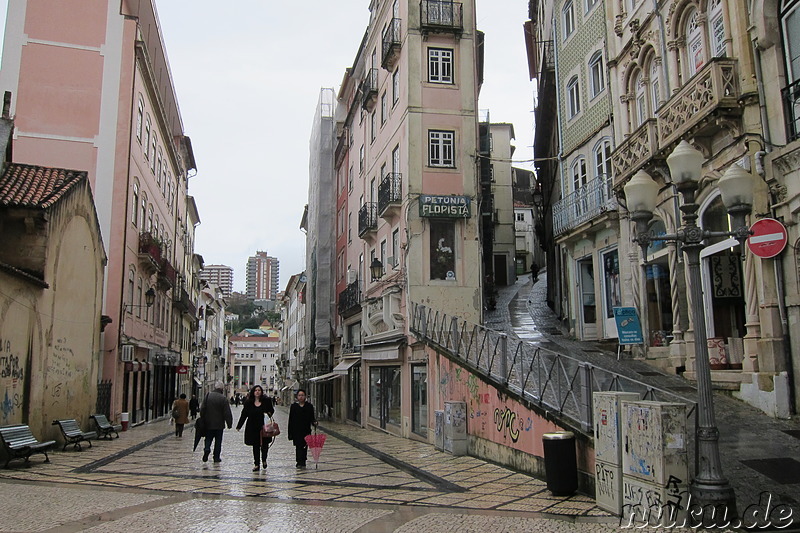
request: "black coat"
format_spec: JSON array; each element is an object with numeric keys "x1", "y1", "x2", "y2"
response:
[
  {"x1": 236, "y1": 398, "x2": 275, "y2": 446},
  {"x1": 287, "y1": 401, "x2": 316, "y2": 446}
]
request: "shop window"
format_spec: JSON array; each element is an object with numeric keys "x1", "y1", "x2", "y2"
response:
[
  {"x1": 412, "y1": 365, "x2": 428, "y2": 437},
  {"x1": 602, "y1": 249, "x2": 621, "y2": 320},
  {"x1": 430, "y1": 220, "x2": 456, "y2": 280}
]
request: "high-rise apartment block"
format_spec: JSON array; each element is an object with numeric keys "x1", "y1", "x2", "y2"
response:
[
  {"x1": 246, "y1": 252, "x2": 279, "y2": 301},
  {"x1": 200, "y1": 264, "x2": 234, "y2": 297}
]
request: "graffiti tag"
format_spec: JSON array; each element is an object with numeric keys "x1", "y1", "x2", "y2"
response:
[
  {"x1": 0, "y1": 354, "x2": 24, "y2": 380},
  {"x1": 494, "y1": 407, "x2": 520, "y2": 443}
]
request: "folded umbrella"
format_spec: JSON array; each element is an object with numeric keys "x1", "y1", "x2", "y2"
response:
[
  {"x1": 193, "y1": 417, "x2": 207, "y2": 452},
  {"x1": 304, "y1": 431, "x2": 327, "y2": 468}
]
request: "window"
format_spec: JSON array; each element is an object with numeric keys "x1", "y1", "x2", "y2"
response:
[
  {"x1": 567, "y1": 76, "x2": 581, "y2": 118},
  {"x1": 359, "y1": 146, "x2": 365, "y2": 173},
  {"x1": 572, "y1": 157, "x2": 588, "y2": 191},
  {"x1": 136, "y1": 277, "x2": 143, "y2": 318},
  {"x1": 370, "y1": 111, "x2": 376, "y2": 143},
  {"x1": 380, "y1": 240, "x2": 387, "y2": 267},
  {"x1": 586, "y1": 0, "x2": 599, "y2": 12},
  {"x1": 128, "y1": 269, "x2": 135, "y2": 313},
  {"x1": 594, "y1": 140, "x2": 613, "y2": 178},
  {"x1": 140, "y1": 193, "x2": 147, "y2": 231},
  {"x1": 151, "y1": 136, "x2": 157, "y2": 172},
  {"x1": 563, "y1": 1, "x2": 575, "y2": 38},
  {"x1": 783, "y1": 1, "x2": 800, "y2": 82},
  {"x1": 156, "y1": 150, "x2": 162, "y2": 186},
  {"x1": 650, "y1": 62, "x2": 661, "y2": 112},
  {"x1": 635, "y1": 72, "x2": 646, "y2": 127},
  {"x1": 147, "y1": 205, "x2": 153, "y2": 233},
  {"x1": 428, "y1": 130, "x2": 455, "y2": 167},
  {"x1": 685, "y1": 7, "x2": 705, "y2": 77},
  {"x1": 349, "y1": 165, "x2": 354, "y2": 191},
  {"x1": 348, "y1": 213, "x2": 352, "y2": 243},
  {"x1": 709, "y1": 0, "x2": 726, "y2": 57},
  {"x1": 144, "y1": 117, "x2": 151, "y2": 159},
  {"x1": 392, "y1": 69, "x2": 400, "y2": 104},
  {"x1": 132, "y1": 184, "x2": 139, "y2": 227},
  {"x1": 430, "y1": 220, "x2": 456, "y2": 280},
  {"x1": 516, "y1": 212, "x2": 525, "y2": 222},
  {"x1": 381, "y1": 93, "x2": 387, "y2": 124},
  {"x1": 136, "y1": 98, "x2": 143, "y2": 143},
  {"x1": 428, "y1": 48, "x2": 453, "y2": 83},
  {"x1": 589, "y1": 51, "x2": 605, "y2": 98},
  {"x1": 392, "y1": 228, "x2": 399, "y2": 266}
]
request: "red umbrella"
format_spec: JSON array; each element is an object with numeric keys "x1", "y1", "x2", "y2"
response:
[{"x1": 304, "y1": 431, "x2": 327, "y2": 468}]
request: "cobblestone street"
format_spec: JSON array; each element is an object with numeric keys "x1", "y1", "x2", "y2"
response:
[{"x1": 0, "y1": 407, "x2": 620, "y2": 532}]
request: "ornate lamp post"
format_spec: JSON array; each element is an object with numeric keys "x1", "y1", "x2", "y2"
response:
[{"x1": 623, "y1": 140, "x2": 754, "y2": 520}]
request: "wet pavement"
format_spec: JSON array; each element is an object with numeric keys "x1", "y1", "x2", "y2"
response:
[
  {"x1": 0, "y1": 407, "x2": 621, "y2": 532},
  {"x1": 491, "y1": 270, "x2": 800, "y2": 525}
]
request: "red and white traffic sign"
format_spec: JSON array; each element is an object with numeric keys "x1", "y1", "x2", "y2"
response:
[{"x1": 747, "y1": 218, "x2": 788, "y2": 259}]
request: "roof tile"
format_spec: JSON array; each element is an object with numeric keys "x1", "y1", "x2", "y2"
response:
[{"x1": 0, "y1": 163, "x2": 87, "y2": 209}]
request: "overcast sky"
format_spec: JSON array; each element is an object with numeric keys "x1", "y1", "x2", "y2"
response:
[{"x1": 0, "y1": 1, "x2": 535, "y2": 293}]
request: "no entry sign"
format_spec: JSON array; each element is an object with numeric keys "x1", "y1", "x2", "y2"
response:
[{"x1": 747, "y1": 218, "x2": 788, "y2": 259}]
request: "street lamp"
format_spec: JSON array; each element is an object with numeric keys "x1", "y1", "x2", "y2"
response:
[
  {"x1": 369, "y1": 257, "x2": 384, "y2": 281},
  {"x1": 623, "y1": 140, "x2": 754, "y2": 521}
]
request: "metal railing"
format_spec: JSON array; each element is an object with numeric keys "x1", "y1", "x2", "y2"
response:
[
  {"x1": 382, "y1": 18, "x2": 401, "y2": 69},
  {"x1": 358, "y1": 202, "x2": 377, "y2": 236},
  {"x1": 409, "y1": 302, "x2": 698, "y2": 473},
  {"x1": 420, "y1": 0, "x2": 463, "y2": 31},
  {"x1": 360, "y1": 68, "x2": 379, "y2": 110},
  {"x1": 338, "y1": 280, "x2": 361, "y2": 316},
  {"x1": 782, "y1": 78, "x2": 800, "y2": 143},
  {"x1": 378, "y1": 173, "x2": 402, "y2": 215},
  {"x1": 552, "y1": 174, "x2": 617, "y2": 236}
]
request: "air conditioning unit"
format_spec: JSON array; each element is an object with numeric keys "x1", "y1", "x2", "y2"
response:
[
  {"x1": 347, "y1": 269, "x2": 358, "y2": 284},
  {"x1": 121, "y1": 344, "x2": 134, "y2": 362}
]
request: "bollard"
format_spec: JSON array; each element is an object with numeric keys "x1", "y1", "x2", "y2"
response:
[{"x1": 120, "y1": 412, "x2": 129, "y2": 431}]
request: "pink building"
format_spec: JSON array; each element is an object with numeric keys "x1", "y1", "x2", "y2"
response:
[{"x1": 0, "y1": 0, "x2": 200, "y2": 423}]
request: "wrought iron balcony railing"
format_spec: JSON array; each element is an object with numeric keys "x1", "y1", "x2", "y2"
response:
[
  {"x1": 378, "y1": 173, "x2": 402, "y2": 216},
  {"x1": 360, "y1": 68, "x2": 379, "y2": 110},
  {"x1": 782, "y1": 78, "x2": 800, "y2": 143},
  {"x1": 420, "y1": 0, "x2": 463, "y2": 32},
  {"x1": 157, "y1": 258, "x2": 176, "y2": 291},
  {"x1": 358, "y1": 202, "x2": 378, "y2": 237},
  {"x1": 338, "y1": 280, "x2": 362, "y2": 317},
  {"x1": 138, "y1": 232, "x2": 162, "y2": 275},
  {"x1": 382, "y1": 18, "x2": 402, "y2": 70},
  {"x1": 552, "y1": 174, "x2": 617, "y2": 237},
  {"x1": 657, "y1": 58, "x2": 740, "y2": 148}
]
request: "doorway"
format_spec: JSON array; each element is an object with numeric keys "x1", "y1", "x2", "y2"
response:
[
  {"x1": 369, "y1": 366, "x2": 401, "y2": 429},
  {"x1": 494, "y1": 254, "x2": 508, "y2": 286},
  {"x1": 577, "y1": 257, "x2": 597, "y2": 339}
]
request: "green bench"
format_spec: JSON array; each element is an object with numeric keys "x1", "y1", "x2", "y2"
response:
[
  {"x1": 0, "y1": 425, "x2": 56, "y2": 468},
  {"x1": 52, "y1": 419, "x2": 97, "y2": 451},
  {"x1": 90, "y1": 414, "x2": 122, "y2": 439}
]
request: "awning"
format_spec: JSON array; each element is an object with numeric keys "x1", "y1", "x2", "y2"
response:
[
  {"x1": 308, "y1": 372, "x2": 341, "y2": 383},
  {"x1": 332, "y1": 358, "x2": 360, "y2": 375}
]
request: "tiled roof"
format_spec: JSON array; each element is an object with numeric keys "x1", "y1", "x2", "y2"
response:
[{"x1": 0, "y1": 162, "x2": 87, "y2": 209}]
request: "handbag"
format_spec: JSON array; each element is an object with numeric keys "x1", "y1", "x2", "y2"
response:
[
  {"x1": 261, "y1": 417, "x2": 280, "y2": 439},
  {"x1": 171, "y1": 408, "x2": 180, "y2": 419}
]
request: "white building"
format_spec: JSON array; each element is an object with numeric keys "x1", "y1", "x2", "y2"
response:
[{"x1": 229, "y1": 330, "x2": 280, "y2": 395}]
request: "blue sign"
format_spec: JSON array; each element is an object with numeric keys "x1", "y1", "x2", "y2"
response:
[{"x1": 613, "y1": 307, "x2": 644, "y2": 345}]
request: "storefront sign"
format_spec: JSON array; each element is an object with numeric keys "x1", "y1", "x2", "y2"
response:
[
  {"x1": 419, "y1": 194, "x2": 471, "y2": 218},
  {"x1": 613, "y1": 307, "x2": 644, "y2": 345},
  {"x1": 176, "y1": 365, "x2": 189, "y2": 374}
]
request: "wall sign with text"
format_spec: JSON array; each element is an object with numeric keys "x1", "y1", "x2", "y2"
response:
[{"x1": 419, "y1": 194, "x2": 471, "y2": 218}]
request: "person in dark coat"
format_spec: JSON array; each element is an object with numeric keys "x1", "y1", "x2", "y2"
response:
[
  {"x1": 199, "y1": 381, "x2": 233, "y2": 463},
  {"x1": 172, "y1": 393, "x2": 190, "y2": 437},
  {"x1": 189, "y1": 394, "x2": 199, "y2": 420},
  {"x1": 236, "y1": 385, "x2": 275, "y2": 471},
  {"x1": 287, "y1": 389, "x2": 317, "y2": 468}
]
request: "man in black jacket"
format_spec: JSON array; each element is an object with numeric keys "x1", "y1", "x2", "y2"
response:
[{"x1": 200, "y1": 381, "x2": 233, "y2": 463}]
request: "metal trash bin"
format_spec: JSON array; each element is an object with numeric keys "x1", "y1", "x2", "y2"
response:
[{"x1": 542, "y1": 431, "x2": 577, "y2": 496}]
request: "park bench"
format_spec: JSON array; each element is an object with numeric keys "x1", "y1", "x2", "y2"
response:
[
  {"x1": 0, "y1": 425, "x2": 56, "y2": 468},
  {"x1": 52, "y1": 419, "x2": 97, "y2": 451},
  {"x1": 90, "y1": 414, "x2": 122, "y2": 439}
]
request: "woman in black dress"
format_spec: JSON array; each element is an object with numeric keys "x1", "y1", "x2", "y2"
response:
[
  {"x1": 287, "y1": 389, "x2": 317, "y2": 467},
  {"x1": 236, "y1": 385, "x2": 275, "y2": 471}
]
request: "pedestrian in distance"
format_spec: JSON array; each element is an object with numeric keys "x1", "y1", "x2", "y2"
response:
[
  {"x1": 234, "y1": 394, "x2": 241, "y2": 407},
  {"x1": 236, "y1": 385, "x2": 275, "y2": 472},
  {"x1": 199, "y1": 381, "x2": 233, "y2": 463},
  {"x1": 287, "y1": 389, "x2": 317, "y2": 468},
  {"x1": 531, "y1": 260, "x2": 539, "y2": 283},
  {"x1": 172, "y1": 393, "x2": 190, "y2": 437},
  {"x1": 189, "y1": 394, "x2": 199, "y2": 420}
]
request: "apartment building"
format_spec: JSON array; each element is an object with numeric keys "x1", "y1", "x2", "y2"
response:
[
  {"x1": 200, "y1": 264, "x2": 234, "y2": 298},
  {"x1": 246, "y1": 251, "x2": 280, "y2": 301},
  {"x1": 0, "y1": 0, "x2": 200, "y2": 423},
  {"x1": 329, "y1": 0, "x2": 483, "y2": 439}
]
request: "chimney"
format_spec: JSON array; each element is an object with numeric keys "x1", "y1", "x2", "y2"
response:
[{"x1": 0, "y1": 91, "x2": 14, "y2": 174}]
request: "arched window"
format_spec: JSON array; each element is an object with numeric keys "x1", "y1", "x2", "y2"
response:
[
  {"x1": 571, "y1": 157, "x2": 587, "y2": 191},
  {"x1": 154, "y1": 215, "x2": 160, "y2": 239},
  {"x1": 634, "y1": 71, "x2": 646, "y2": 127},
  {"x1": 136, "y1": 98, "x2": 143, "y2": 143},
  {"x1": 709, "y1": 0, "x2": 726, "y2": 58},
  {"x1": 782, "y1": 0, "x2": 800, "y2": 82},
  {"x1": 594, "y1": 140, "x2": 613, "y2": 178},
  {"x1": 128, "y1": 268, "x2": 135, "y2": 313},
  {"x1": 589, "y1": 51, "x2": 605, "y2": 98},
  {"x1": 563, "y1": 0, "x2": 575, "y2": 38},
  {"x1": 685, "y1": 6, "x2": 705, "y2": 77},
  {"x1": 151, "y1": 135, "x2": 157, "y2": 172},
  {"x1": 650, "y1": 60, "x2": 661, "y2": 112},
  {"x1": 147, "y1": 205, "x2": 153, "y2": 233},
  {"x1": 140, "y1": 193, "x2": 148, "y2": 232},
  {"x1": 156, "y1": 149, "x2": 162, "y2": 186},
  {"x1": 132, "y1": 183, "x2": 139, "y2": 227},
  {"x1": 567, "y1": 76, "x2": 581, "y2": 118},
  {"x1": 144, "y1": 116, "x2": 151, "y2": 160}
]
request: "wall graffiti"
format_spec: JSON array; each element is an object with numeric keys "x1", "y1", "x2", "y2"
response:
[
  {"x1": 0, "y1": 338, "x2": 26, "y2": 424},
  {"x1": 595, "y1": 462, "x2": 617, "y2": 499},
  {"x1": 494, "y1": 407, "x2": 521, "y2": 443},
  {"x1": 0, "y1": 353, "x2": 24, "y2": 380}
]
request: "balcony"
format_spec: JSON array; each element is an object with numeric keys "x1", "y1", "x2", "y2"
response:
[
  {"x1": 381, "y1": 18, "x2": 401, "y2": 71},
  {"x1": 174, "y1": 286, "x2": 197, "y2": 318},
  {"x1": 157, "y1": 258, "x2": 176, "y2": 291},
  {"x1": 338, "y1": 280, "x2": 362, "y2": 318},
  {"x1": 657, "y1": 58, "x2": 741, "y2": 148},
  {"x1": 611, "y1": 119, "x2": 658, "y2": 187},
  {"x1": 360, "y1": 68, "x2": 379, "y2": 111},
  {"x1": 378, "y1": 173, "x2": 402, "y2": 218},
  {"x1": 138, "y1": 232, "x2": 162, "y2": 276},
  {"x1": 358, "y1": 202, "x2": 378, "y2": 237},
  {"x1": 420, "y1": 0, "x2": 463, "y2": 34},
  {"x1": 782, "y1": 78, "x2": 800, "y2": 143},
  {"x1": 553, "y1": 175, "x2": 617, "y2": 237}
]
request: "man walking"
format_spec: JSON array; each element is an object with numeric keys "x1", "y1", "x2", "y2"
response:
[{"x1": 200, "y1": 381, "x2": 233, "y2": 463}]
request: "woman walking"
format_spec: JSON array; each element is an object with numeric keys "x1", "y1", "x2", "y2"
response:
[
  {"x1": 287, "y1": 389, "x2": 317, "y2": 468},
  {"x1": 172, "y1": 393, "x2": 190, "y2": 437},
  {"x1": 236, "y1": 385, "x2": 275, "y2": 472}
]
